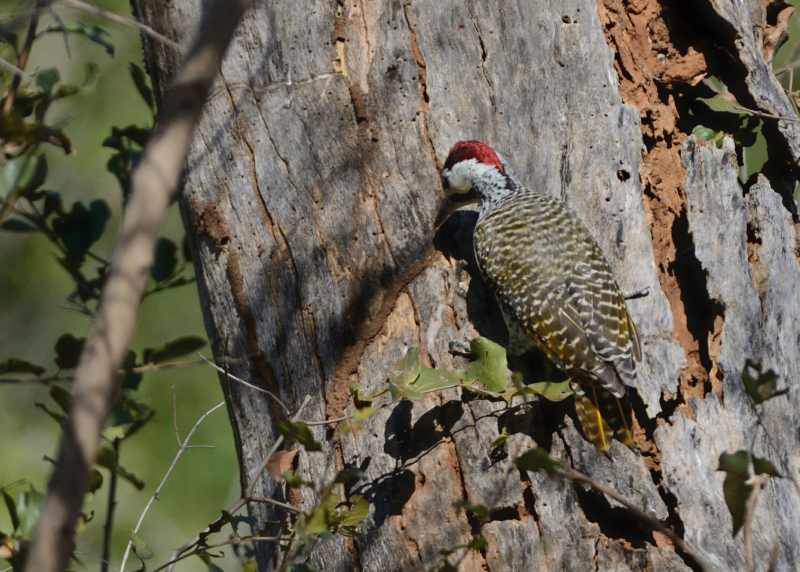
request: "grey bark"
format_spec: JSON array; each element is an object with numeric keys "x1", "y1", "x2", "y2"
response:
[{"x1": 137, "y1": 1, "x2": 800, "y2": 571}]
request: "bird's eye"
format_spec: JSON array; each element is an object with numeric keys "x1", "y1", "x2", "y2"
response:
[{"x1": 441, "y1": 174, "x2": 450, "y2": 190}]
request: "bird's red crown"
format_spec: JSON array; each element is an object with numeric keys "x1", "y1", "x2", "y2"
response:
[{"x1": 443, "y1": 140, "x2": 505, "y2": 174}]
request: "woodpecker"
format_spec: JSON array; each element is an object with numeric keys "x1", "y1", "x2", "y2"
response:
[{"x1": 437, "y1": 140, "x2": 641, "y2": 451}]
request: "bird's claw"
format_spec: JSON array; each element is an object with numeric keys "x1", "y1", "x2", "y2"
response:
[{"x1": 624, "y1": 286, "x2": 650, "y2": 300}]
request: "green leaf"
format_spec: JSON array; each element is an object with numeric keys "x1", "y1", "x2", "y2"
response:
[
  {"x1": 276, "y1": 420, "x2": 322, "y2": 452},
  {"x1": 333, "y1": 467, "x2": 364, "y2": 486},
  {"x1": 698, "y1": 77, "x2": 743, "y2": 114},
  {"x1": 81, "y1": 62, "x2": 100, "y2": 90},
  {"x1": 86, "y1": 469, "x2": 103, "y2": 495},
  {"x1": 388, "y1": 348, "x2": 423, "y2": 400},
  {"x1": 742, "y1": 359, "x2": 786, "y2": 404},
  {"x1": 526, "y1": 380, "x2": 574, "y2": 402},
  {"x1": 304, "y1": 489, "x2": 340, "y2": 535},
  {"x1": 0, "y1": 154, "x2": 47, "y2": 224},
  {"x1": 151, "y1": 238, "x2": 178, "y2": 282},
  {"x1": 96, "y1": 446, "x2": 146, "y2": 490},
  {"x1": 740, "y1": 120, "x2": 768, "y2": 185},
  {"x1": 282, "y1": 470, "x2": 313, "y2": 488},
  {"x1": 21, "y1": 154, "x2": 47, "y2": 196},
  {"x1": 339, "y1": 495, "x2": 369, "y2": 528},
  {"x1": 490, "y1": 428, "x2": 509, "y2": 452},
  {"x1": 35, "y1": 68, "x2": 60, "y2": 95},
  {"x1": 413, "y1": 367, "x2": 462, "y2": 393},
  {"x1": 0, "y1": 156, "x2": 26, "y2": 199},
  {"x1": 350, "y1": 385, "x2": 374, "y2": 409},
  {"x1": 51, "y1": 200, "x2": 110, "y2": 264},
  {"x1": 131, "y1": 533, "x2": 154, "y2": 560},
  {"x1": 35, "y1": 402, "x2": 65, "y2": 424},
  {"x1": 121, "y1": 350, "x2": 143, "y2": 390},
  {"x1": 0, "y1": 358, "x2": 45, "y2": 376},
  {"x1": 13, "y1": 486, "x2": 43, "y2": 538},
  {"x1": 2, "y1": 490, "x2": 19, "y2": 531},
  {"x1": 698, "y1": 94, "x2": 742, "y2": 115},
  {"x1": 54, "y1": 334, "x2": 85, "y2": 369},
  {"x1": 129, "y1": 63, "x2": 155, "y2": 112},
  {"x1": 107, "y1": 396, "x2": 154, "y2": 441},
  {"x1": 49, "y1": 385, "x2": 73, "y2": 414},
  {"x1": 692, "y1": 125, "x2": 718, "y2": 141},
  {"x1": 515, "y1": 448, "x2": 562, "y2": 476},
  {"x1": 692, "y1": 124, "x2": 727, "y2": 148},
  {"x1": 463, "y1": 337, "x2": 510, "y2": 393},
  {"x1": 142, "y1": 336, "x2": 206, "y2": 364},
  {"x1": 1, "y1": 218, "x2": 37, "y2": 232}
]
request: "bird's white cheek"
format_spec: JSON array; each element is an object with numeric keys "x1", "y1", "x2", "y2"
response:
[{"x1": 447, "y1": 171, "x2": 472, "y2": 193}]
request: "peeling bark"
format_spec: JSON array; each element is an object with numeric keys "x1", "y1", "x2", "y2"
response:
[{"x1": 137, "y1": 0, "x2": 800, "y2": 570}]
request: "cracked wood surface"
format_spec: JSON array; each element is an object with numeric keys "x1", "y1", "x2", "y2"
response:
[{"x1": 136, "y1": 0, "x2": 800, "y2": 570}]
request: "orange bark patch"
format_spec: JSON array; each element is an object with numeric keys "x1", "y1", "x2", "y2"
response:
[{"x1": 597, "y1": 0, "x2": 714, "y2": 406}]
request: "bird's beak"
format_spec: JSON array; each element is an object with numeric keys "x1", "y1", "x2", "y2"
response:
[
  {"x1": 434, "y1": 196, "x2": 459, "y2": 230},
  {"x1": 434, "y1": 189, "x2": 479, "y2": 230}
]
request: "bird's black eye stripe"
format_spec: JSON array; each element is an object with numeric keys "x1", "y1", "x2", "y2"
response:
[{"x1": 441, "y1": 173, "x2": 449, "y2": 189}]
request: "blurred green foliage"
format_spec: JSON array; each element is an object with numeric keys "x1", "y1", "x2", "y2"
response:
[{"x1": 0, "y1": 1, "x2": 237, "y2": 570}]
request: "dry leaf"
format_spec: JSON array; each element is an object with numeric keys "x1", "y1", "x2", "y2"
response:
[{"x1": 266, "y1": 449, "x2": 299, "y2": 479}]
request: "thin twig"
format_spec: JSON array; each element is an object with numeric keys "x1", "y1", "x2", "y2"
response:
[
  {"x1": 199, "y1": 353, "x2": 290, "y2": 415},
  {"x1": 118, "y1": 400, "x2": 225, "y2": 572},
  {"x1": 248, "y1": 496, "x2": 301, "y2": 514},
  {"x1": 2, "y1": 0, "x2": 41, "y2": 115},
  {"x1": 170, "y1": 384, "x2": 181, "y2": 446},
  {"x1": 153, "y1": 535, "x2": 282, "y2": 572},
  {"x1": 161, "y1": 396, "x2": 312, "y2": 572},
  {"x1": 60, "y1": 0, "x2": 180, "y2": 51},
  {"x1": 562, "y1": 468, "x2": 714, "y2": 572},
  {"x1": 128, "y1": 357, "x2": 205, "y2": 375},
  {"x1": 0, "y1": 57, "x2": 30, "y2": 79},
  {"x1": 731, "y1": 102, "x2": 800, "y2": 124},
  {"x1": 100, "y1": 438, "x2": 120, "y2": 572},
  {"x1": 25, "y1": 2, "x2": 249, "y2": 568}
]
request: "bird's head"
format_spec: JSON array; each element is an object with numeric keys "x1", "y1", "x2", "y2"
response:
[{"x1": 436, "y1": 140, "x2": 510, "y2": 227}]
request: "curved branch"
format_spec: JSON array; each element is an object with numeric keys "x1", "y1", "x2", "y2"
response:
[{"x1": 24, "y1": 2, "x2": 249, "y2": 570}]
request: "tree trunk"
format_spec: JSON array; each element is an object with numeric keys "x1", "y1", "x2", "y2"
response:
[{"x1": 136, "y1": 1, "x2": 800, "y2": 570}]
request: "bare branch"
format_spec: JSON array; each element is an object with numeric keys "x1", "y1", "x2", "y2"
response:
[
  {"x1": 60, "y1": 0, "x2": 180, "y2": 51},
  {"x1": 198, "y1": 353, "x2": 290, "y2": 415},
  {"x1": 99, "y1": 438, "x2": 120, "y2": 572},
  {"x1": 2, "y1": 1, "x2": 42, "y2": 115},
  {"x1": 562, "y1": 467, "x2": 714, "y2": 572},
  {"x1": 249, "y1": 496, "x2": 301, "y2": 514},
  {"x1": 0, "y1": 57, "x2": 30, "y2": 80},
  {"x1": 160, "y1": 396, "x2": 312, "y2": 572},
  {"x1": 24, "y1": 1, "x2": 250, "y2": 570},
  {"x1": 119, "y1": 400, "x2": 226, "y2": 572}
]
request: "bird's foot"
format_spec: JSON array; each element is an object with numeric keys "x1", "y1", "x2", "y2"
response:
[{"x1": 624, "y1": 286, "x2": 650, "y2": 300}]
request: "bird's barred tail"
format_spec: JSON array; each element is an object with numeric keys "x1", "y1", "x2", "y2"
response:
[{"x1": 574, "y1": 383, "x2": 634, "y2": 452}]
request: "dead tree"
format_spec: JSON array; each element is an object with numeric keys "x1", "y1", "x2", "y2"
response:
[{"x1": 137, "y1": 1, "x2": 800, "y2": 570}]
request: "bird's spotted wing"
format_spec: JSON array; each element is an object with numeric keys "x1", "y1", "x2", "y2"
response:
[{"x1": 473, "y1": 192, "x2": 638, "y2": 397}]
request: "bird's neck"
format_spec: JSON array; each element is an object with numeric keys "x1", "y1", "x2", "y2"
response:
[{"x1": 473, "y1": 169, "x2": 519, "y2": 217}]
